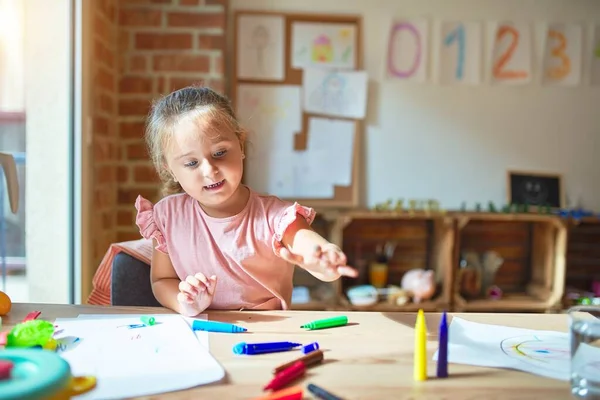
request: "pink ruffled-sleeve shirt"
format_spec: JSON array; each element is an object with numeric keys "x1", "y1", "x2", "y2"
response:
[{"x1": 134, "y1": 188, "x2": 315, "y2": 311}]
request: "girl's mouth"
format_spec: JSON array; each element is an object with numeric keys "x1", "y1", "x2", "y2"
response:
[{"x1": 204, "y1": 180, "x2": 225, "y2": 190}]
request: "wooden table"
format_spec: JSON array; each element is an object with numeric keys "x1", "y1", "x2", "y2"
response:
[{"x1": 2, "y1": 303, "x2": 572, "y2": 399}]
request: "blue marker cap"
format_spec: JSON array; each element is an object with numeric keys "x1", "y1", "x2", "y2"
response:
[{"x1": 302, "y1": 342, "x2": 319, "y2": 354}]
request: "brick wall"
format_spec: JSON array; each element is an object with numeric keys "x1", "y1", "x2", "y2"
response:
[
  {"x1": 92, "y1": 0, "x2": 119, "y2": 267},
  {"x1": 115, "y1": 0, "x2": 227, "y2": 242}
]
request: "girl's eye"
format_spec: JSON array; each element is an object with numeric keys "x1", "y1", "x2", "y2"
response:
[
  {"x1": 184, "y1": 161, "x2": 198, "y2": 168},
  {"x1": 213, "y1": 150, "x2": 227, "y2": 158}
]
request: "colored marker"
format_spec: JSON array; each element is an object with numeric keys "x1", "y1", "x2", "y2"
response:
[
  {"x1": 414, "y1": 309, "x2": 427, "y2": 381},
  {"x1": 272, "y1": 349, "x2": 324, "y2": 374},
  {"x1": 263, "y1": 361, "x2": 306, "y2": 391},
  {"x1": 0, "y1": 360, "x2": 13, "y2": 381},
  {"x1": 140, "y1": 316, "x2": 155, "y2": 326},
  {"x1": 192, "y1": 319, "x2": 247, "y2": 333},
  {"x1": 233, "y1": 341, "x2": 301, "y2": 355},
  {"x1": 250, "y1": 385, "x2": 303, "y2": 399},
  {"x1": 307, "y1": 383, "x2": 344, "y2": 400},
  {"x1": 302, "y1": 341, "x2": 319, "y2": 354},
  {"x1": 300, "y1": 316, "x2": 348, "y2": 330},
  {"x1": 437, "y1": 311, "x2": 448, "y2": 378}
]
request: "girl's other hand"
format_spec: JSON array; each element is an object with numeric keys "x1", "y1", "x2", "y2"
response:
[
  {"x1": 177, "y1": 273, "x2": 217, "y2": 315},
  {"x1": 280, "y1": 243, "x2": 358, "y2": 279}
]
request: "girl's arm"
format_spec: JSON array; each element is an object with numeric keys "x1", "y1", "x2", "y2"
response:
[
  {"x1": 281, "y1": 214, "x2": 356, "y2": 281},
  {"x1": 149, "y1": 239, "x2": 206, "y2": 316}
]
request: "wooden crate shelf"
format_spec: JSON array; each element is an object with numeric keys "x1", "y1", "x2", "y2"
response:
[
  {"x1": 332, "y1": 210, "x2": 454, "y2": 312},
  {"x1": 451, "y1": 212, "x2": 567, "y2": 312},
  {"x1": 563, "y1": 217, "x2": 600, "y2": 306}
]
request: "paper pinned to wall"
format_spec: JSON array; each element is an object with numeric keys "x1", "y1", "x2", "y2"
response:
[
  {"x1": 542, "y1": 23, "x2": 583, "y2": 86},
  {"x1": 386, "y1": 19, "x2": 430, "y2": 82},
  {"x1": 54, "y1": 314, "x2": 224, "y2": 399},
  {"x1": 433, "y1": 317, "x2": 570, "y2": 381},
  {"x1": 291, "y1": 22, "x2": 356, "y2": 70},
  {"x1": 490, "y1": 22, "x2": 532, "y2": 85},
  {"x1": 237, "y1": 14, "x2": 285, "y2": 81},
  {"x1": 590, "y1": 25, "x2": 600, "y2": 86},
  {"x1": 302, "y1": 68, "x2": 368, "y2": 119},
  {"x1": 439, "y1": 21, "x2": 482, "y2": 85},
  {"x1": 306, "y1": 117, "x2": 354, "y2": 186}
]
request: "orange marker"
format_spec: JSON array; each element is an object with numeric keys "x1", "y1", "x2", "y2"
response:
[
  {"x1": 414, "y1": 309, "x2": 427, "y2": 381},
  {"x1": 251, "y1": 385, "x2": 303, "y2": 400}
]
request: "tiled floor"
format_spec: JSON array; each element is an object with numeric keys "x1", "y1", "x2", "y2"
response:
[{"x1": 1, "y1": 273, "x2": 29, "y2": 302}]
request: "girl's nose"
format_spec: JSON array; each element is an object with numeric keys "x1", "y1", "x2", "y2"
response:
[{"x1": 200, "y1": 159, "x2": 218, "y2": 178}]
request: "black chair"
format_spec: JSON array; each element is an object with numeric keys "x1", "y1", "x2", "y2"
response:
[{"x1": 111, "y1": 252, "x2": 161, "y2": 307}]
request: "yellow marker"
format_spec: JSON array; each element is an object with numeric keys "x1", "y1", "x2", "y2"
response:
[{"x1": 414, "y1": 309, "x2": 427, "y2": 381}]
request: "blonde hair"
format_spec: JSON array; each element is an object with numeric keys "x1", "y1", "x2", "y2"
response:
[{"x1": 145, "y1": 86, "x2": 247, "y2": 196}]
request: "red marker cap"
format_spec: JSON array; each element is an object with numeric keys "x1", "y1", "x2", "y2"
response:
[
  {"x1": 250, "y1": 385, "x2": 303, "y2": 400},
  {"x1": 263, "y1": 361, "x2": 306, "y2": 391},
  {"x1": 0, "y1": 360, "x2": 14, "y2": 381}
]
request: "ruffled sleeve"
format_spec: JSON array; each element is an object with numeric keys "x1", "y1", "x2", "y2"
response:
[
  {"x1": 271, "y1": 202, "x2": 316, "y2": 257},
  {"x1": 135, "y1": 195, "x2": 168, "y2": 254}
]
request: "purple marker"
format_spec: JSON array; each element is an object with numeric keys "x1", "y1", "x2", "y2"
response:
[{"x1": 437, "y1": 311, "x2": 448, "y2": 378}]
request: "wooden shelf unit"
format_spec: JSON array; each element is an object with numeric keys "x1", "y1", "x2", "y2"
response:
[
  {"x1": 565, "y1": 217, "x2": 600, "y2": 291},
  {"x1": 451, "y1": 212, "x2": 567, "y2": 313},
  {"x1": 331, "y1": 210, "x2": 454, "y2": 312}
]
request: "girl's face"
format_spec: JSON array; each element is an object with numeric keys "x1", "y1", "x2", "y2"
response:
[{"x1": 164, "y1": 112, "x2": 246, "y2": 216}]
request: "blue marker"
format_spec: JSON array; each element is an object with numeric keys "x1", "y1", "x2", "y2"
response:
[
  {"x1": 233, "y1": 341, "x2": 301, "y2": 355},
  {"x1": 192, "y1": 319, "x2": 247, "y2": 333},
  {"x1": 437, "y1": 311, "x2": 448, "y2": 378}
]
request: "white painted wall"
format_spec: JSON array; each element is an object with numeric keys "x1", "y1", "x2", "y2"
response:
[
  {"x1": 229, "y1": 0, "x2": 600, "y2": 210},
  {"x1": 24, "y1": 0, "x2": 72, "y2": 303}
]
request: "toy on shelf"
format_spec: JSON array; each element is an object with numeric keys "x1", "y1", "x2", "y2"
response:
[
  {"x1": 373, "y1": 198, "x2": 445, "y2": 215},
  {"x1": 456, "y1": 251, "x2": 504, "y2": 300},
  {"x1": 0, "y1": 291, "x2": 11, "y2": 316},
  {"x1": 400, "y1": 269, "x2": 436, "y2": 303},
  {"x1": 369, "y1": 241, "x2": 396, "y2": 288}
]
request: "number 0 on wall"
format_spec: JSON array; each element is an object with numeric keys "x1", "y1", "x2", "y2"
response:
[{"x1": 387, "y1": 19, "x2": 429, "y2": 82}]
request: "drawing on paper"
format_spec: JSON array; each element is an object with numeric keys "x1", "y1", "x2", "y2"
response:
[
  {"x1": 249, "y1": 25, "x2": 271, "y2": 75},
  {"x1": 307, "y1": 72, "x2": 354, "y2": 115},
  {"x1": 292, "y1": 22, "x2": 356, "y2": 69},
  {"x1": 237, "y1": 15, "x2": 285, "y2": 80},
  {"x1": 500, "y1": 334, "x2": 570, "y2": 375}
]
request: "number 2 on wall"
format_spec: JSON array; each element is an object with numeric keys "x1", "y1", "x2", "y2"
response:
[
  {"x1": 492, "y1": 26, "x2": 528, "y2": 80},
  {"x1": 444, "y1": 23, "x2": 465, "y2": 80},
  {"x1": 546, "y1": 30, "x2": 571, "y2": 80}
]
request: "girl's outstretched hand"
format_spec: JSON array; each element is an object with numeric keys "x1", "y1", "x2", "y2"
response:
[
  {"x1": 280, "y1": 243, "x2": 359, "y2": 280},
  {"x1": 177, "y1": 273, "x2": 217, "y2": 316}
]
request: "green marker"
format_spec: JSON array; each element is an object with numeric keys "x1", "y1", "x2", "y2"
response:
[
  {"x1": 140, "y1": 316, "x2": 155, "y2": 326},
  {"x1": 301, "y1": 316, "x2": 348, "y2": 330}
]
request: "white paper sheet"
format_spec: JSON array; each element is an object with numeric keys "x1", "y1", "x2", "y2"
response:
[
  {"x1": 291, "y1": 22, "x2": 356, "y2": 70},
  {"x1": 490, "y1": 22, "x2": 533, "y2": 85},
  {"x1": 53, "y1": 314, "x2": 224, "y2": 399},
  {"x1": 307, "y1": 117, "x2": 354, "y2": 186},
  {"x1": 592, "y1": 25, "x2": 600, "y2": 86},
  {"x1": 302, "y1": 68, "x2": 368, "y2": 119},
  {"x1": 237, "y1": 14, "x2": 285, "y2": 81},
  {"x1": 433, "y1": 317, "x2": 570, "y2": 381},
  {"x1": 439, "y1": 21, "x2": 482, "y2": 85},
  {"x1": 386, "y1": 19, "x2": 430, "y2": 82},
  {"x1": 542, "y1": 23, "x2": 583, "y2": 86}
]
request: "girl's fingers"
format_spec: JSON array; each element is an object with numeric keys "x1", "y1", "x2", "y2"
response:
[
  {"x1": 179, "y1": 280, "x2": 200, "y2": 296},
  {"x1": 337, "y1": 265, "x2": 359, "y2": 278},
  {"x1": 194, "y1": 273, "x2": 210, "y2": 289},
  {"x1": 185, "y1": 275, "x2": 201, "y2": 289},
  {"x1": 206, "y1": 275, "x2": 217, "y2": 296},
  {"x1": 177, "y1": 292, "x2": 194, "y2": 304}
]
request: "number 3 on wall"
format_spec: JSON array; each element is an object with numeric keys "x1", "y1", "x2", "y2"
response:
[
  {"x1": 546, "y1": 30, "x2": 571, "y2": 80},
  {"x1": 492, "y1": 25, "x2": 528, "y2": 80}
]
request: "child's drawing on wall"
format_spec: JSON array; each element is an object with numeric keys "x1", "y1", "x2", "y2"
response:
[{"x1": 292, "y1": 22, "x2": 356, "y2": 69}]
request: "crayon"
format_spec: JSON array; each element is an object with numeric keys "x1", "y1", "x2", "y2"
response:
[
  {"x1": 301, "y1": 342, "x2": 319, "y2": 354},
  {"x1": 437, "y1": 311, "x2": 448, "y2": 378},
  {"x1": 192, "y1": 319, "x2": 247, "y2": 333},
  {"x1": 307, "y1": 383, "x2": 344, "y2": 400},
  {"x1": 272, "y1": 349, "x2": 324, "y2": 374},
  {"x1": 414, "y1": 309, "x2": 427, "y2": 381},
  {"x1": 263, "y1": 361, "x2": 305, "y2": 391},
  {"x1": 233, "y1": 341, "x2": 301, "y2": 355},
  {"x1": 140, "y1": 316, "x2": 155, "y2": 326},
  {"x1": 300, "y1": 316, "x2": 348, "y2": 330},
  {"x1": 250, "y1": 385, "x2": 303, "y2": 400}
]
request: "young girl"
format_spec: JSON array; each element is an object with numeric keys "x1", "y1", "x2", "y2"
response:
[{"x1": 135, "y1": 86, "x2": 358, "y2": 317}]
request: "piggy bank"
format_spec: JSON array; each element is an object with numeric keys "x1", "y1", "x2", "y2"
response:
[{"x1": 401, "y1": 269, "x2": 436, "y2": 303}]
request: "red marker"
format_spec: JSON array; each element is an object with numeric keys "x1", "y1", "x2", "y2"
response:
[
  {"x1": 263, "y1": 361, "x2": 305, "y2": 391},
  {"x1": 251, "y1": 385, "x2": 303, "y2": 399},
  {"x1": 0, "y1": 360, "x2": 13, "y2": 380}
]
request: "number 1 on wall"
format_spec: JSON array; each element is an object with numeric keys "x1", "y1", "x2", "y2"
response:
[{"x1": 444, "y1": 23, "x2": 465, "y2": 80}]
